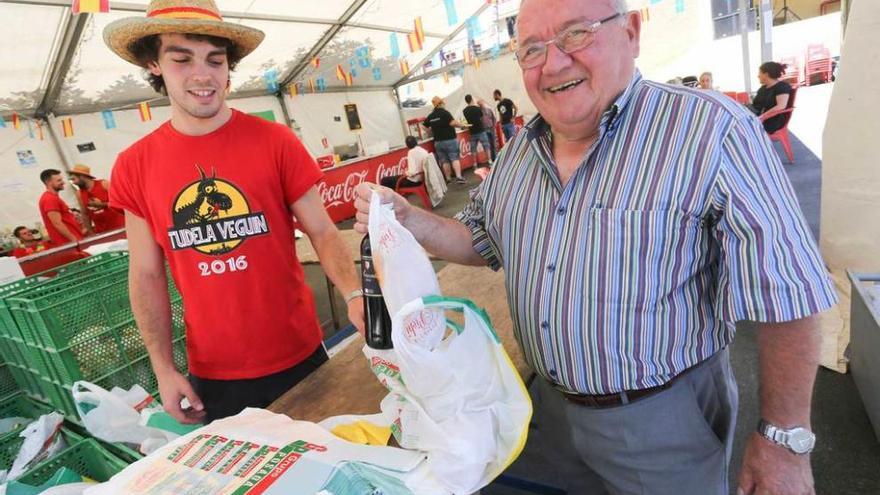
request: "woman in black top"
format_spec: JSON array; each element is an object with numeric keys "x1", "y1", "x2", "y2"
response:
[{"x1": 752, "y1": 61, "x2": 793, "y2": 134}]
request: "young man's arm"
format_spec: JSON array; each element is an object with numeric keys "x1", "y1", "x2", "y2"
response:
[
  {"x1": 291, "y1": 188, "x2": 365, "y2": 335},
  {"x1": 46, "y1": 211, "x2": 78, "y2": 243},
  {"x1": 127, "y1": 212, "x2": 205, "y2": 424}
]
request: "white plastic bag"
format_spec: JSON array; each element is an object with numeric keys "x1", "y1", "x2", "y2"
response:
[
  {"x1": 4, "y1": 412, "x2": 66, "y2": 482},
  {"x1": 363, "y1": 192, "x2": 533, "y2": 494},
  {"x1": 71, "y1": 381, "x2": 177, "y2": 455}
]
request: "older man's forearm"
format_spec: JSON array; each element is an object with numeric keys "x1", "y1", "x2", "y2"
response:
[{"x1": 755, "y1": 314, "x2": 821, "y2": 427}]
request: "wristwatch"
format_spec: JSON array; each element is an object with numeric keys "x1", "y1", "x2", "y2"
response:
[{"x1": 757, "y1": 419, "x2": 816, "y2": 455}]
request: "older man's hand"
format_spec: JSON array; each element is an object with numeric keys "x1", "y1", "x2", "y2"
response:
[
  {"x1": 353, "y1": 183, "x2": 412, "y2": 234},
  {"x1": 737, "y1": 432, "x2": 815, "y2": 495}
]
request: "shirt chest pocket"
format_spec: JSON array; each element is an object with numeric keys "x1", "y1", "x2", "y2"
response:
[{"x1": 582, "y1": 207, "x2": 705, "y2": 306}]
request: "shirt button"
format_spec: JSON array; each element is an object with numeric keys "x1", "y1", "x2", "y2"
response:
[
  {"x1": 548, "y1": 369, "x2": 558, "y2": 377},
  {"x1": 557, "y1": 206, "x2": 566, "y2": 215},
  {"x1": 547, "y1": 263, "x2": 555, "y2": 272},
  {"x1": 540, "y1": 321, "x2": 549, "y2": 330}
]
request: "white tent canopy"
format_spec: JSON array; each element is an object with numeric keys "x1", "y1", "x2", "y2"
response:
[{"x1": 0, "y1": 0, "x2": 516, "y2": 117}]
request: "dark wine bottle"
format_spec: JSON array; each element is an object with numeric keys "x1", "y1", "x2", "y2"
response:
[{"x1": 360, "y1": 235, "x2": 393, "y2": 349}]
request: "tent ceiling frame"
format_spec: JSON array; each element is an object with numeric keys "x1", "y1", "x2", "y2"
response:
[
  {"x1": 392, "y1": 1, "x2": 492, "y2": 88},
  {"x1": 1, "y1": 0, "x2": 447, "y2": 36},
  {"x1": 36, "y1": 11, "x2": 91, "y2": 118}
]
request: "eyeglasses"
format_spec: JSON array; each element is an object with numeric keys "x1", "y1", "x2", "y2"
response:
[{"x1": 514, "y1": 12, "x2": 624, "y2": 69}]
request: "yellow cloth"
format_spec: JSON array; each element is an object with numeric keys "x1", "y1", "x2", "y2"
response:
[{"x1": 330, "y1": 421, "x2": 392, "y2": 446}]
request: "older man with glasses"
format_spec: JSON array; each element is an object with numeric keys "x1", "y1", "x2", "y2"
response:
[{"x1": 354, "y1": 1, "x2": 835, "y2": 494}]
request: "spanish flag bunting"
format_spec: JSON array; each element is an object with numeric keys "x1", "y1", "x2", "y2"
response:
[
  {"x1": 308, "y1": 79, "x2": 316, "y2": 93},
  {"x1": 442, "y1": 72, "x2": 449, "y2": 83},
  {"x1": 12, "y1": 112, "x2": 21, "y2": 130},
  {"x1": 138, "y1": 102, "x2": 152, "y2": 122},
  {"x1": 474, "y1": 56, "x2": 481, "y2": 69},
  {"x1": 407, "y1": 31, "x2": 422, "y2": 53},
  {"x1": 35, "y1": 121, "x2": 44, "y2": 140},
  {"x1": 399, "y1": 59, "x2": 410, "y2": 75},
  {"x1": 289, "y1": 84, "x2": 298, "y2": 97},
  {"x1": 344, "y1": 72, "x2": 354, "y2": 87},
  {"x1": 418, "y1": 81, "x2": 424, "y2": 92},
  {"x1": 71, "y1": 0, "x2": 109, "y2": 14},
  {"x1": 641, "y1": 7, "x2": 650, "y2": 22},
  {"x1": 413, "y1": 17, "x2": 425, "y2": 45},
  {"x1": 335, "y1": 64, "x2": 346, "y2": 81},
  {"x1": 310, "y1": 57, "x2": 320, "y2": 69},
  {"x1": 61, "y1": 117, "x2": 74, "y2": 138}
]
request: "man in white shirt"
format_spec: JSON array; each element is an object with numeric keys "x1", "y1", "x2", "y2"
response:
[{"x1": 381, "y1": 136, "x2": 426, "y2": 189}]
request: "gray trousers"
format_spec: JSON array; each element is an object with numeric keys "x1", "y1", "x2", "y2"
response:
[{"x1": 533, "y1": 348, "x2": 738, "y2": 495}]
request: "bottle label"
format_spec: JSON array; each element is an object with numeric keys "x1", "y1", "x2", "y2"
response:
[{"x1": 361, "y1": 254, "x2": 382, "y2": 296}]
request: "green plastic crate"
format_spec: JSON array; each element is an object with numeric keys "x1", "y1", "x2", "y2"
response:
[
  {"x1": 0, "y1": 429, "x2": 84, "y2": 476},
  {"x1": 14, "y1": 438, "x2": 128, "y2": 486},
  {"x1": 0, "y1": 393, "x2": 53, "y2": 444}
]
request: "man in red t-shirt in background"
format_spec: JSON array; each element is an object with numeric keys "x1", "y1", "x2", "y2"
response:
[
  {"x1": 69, "y1": 164, "x2": 125, "y2": 234},
  {"x1": 38, "y1": 169, "x2": 84, "y2": 247},
  {"x1": 11, "y1": 227, "x2": 50, "y2": 258},
  {"x1": 104, "y1": 0, "x2": 365, "y2": 424}
]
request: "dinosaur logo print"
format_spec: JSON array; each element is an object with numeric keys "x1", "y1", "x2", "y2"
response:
[{"x1": 167, "y1": 165, "x2": 269, "y2": 255}]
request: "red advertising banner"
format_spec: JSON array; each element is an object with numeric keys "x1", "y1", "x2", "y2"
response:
[{"x1": 317, "y1": 133, "x2": 479, "y2": 223}]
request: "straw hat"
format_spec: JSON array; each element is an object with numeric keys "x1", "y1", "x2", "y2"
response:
[
  {"x1": 104, "y1": 0, "x2": 264, "y2": 67},
  {"x1": 69, "y1": 164, "x2": 94, "y2": 179}
]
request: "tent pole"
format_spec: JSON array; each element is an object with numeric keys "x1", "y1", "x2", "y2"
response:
[
  {"x1": 276, "y1": 92, "x2": 294, "y2": 128},
  {"x1": 738, "y1": 0, "x2": 753, "y2": 94}
]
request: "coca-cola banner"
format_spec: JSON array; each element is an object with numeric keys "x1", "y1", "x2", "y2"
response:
[{"x1": 318, "y1": 133, "x2": 478, "y2": 223}]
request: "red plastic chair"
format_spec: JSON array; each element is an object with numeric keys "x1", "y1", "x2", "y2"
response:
[
  {"x1": 761, "y1": 88, "x2": 797, "y2": 164},
  {"x1": 779, "y1": 56, "x2": 801, "y2": 88},
  {"x1": 396, "y1": 176, "x2": 432, "y2": 210},
  {"x1": 805, "y1": 44, "x2": 832, "y2": 85},
  {"x1": 723, "y1": 91, "x2": 738, "y2": 100},
  {"x1": 735, "y1": 92, "x2": 750, "y2": 105}
]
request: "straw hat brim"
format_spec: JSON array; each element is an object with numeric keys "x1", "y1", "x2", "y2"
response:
[
  {"x1": 104, "y1": 17, "x2": 264, "y2": 67},
  {"x1": 69, "y1": 172, "x2": 95, "y2": 179}
]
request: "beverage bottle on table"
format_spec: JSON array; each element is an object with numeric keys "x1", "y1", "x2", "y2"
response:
[{"x1": 360, "y1": 235, "x2": 393, "y2": 349}]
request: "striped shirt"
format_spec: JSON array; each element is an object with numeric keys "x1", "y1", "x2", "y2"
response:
[{"x1": 456, "y1": 71, "x2": 837, "y2": 395}]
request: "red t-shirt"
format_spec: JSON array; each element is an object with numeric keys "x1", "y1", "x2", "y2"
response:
[
  {"x1": 110, "y1": 110, "x2": 324, "y2": 380},
  {"x1": 80, "y1": 180, "x2": 125, "y2": 233},
  {"x1": 38, "y1": 191, "x2": 83, "y2": 246},
  {"x1": 12, "y1": 242, "x2": 49, "y2": 258}
]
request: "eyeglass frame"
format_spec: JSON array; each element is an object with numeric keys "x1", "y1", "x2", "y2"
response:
[{"x1": 514, "y1": 12, "x2": 626, "y2": 69}]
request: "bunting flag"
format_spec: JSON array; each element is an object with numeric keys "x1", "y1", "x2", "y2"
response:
[
  {"x1": 389, "y1": 33, "x2": 400, "y2": 59},
  {"x1": 372, "y1": 67, "x2": 382, "y2": 81},
  {"x1": 289, "y1": 83, "x2": 299, "y2": 97},
  {"x1": 490, "y1": 44, "x2": 501, "y2": 60},
  {"x1": 641, "y1": 7, "x2": 650, "y2": 22},
  {"x1": 310, "y1": 57, "x2": 320, "y2": 69},
  {"x1": 474, "y1": 56, "x2": 481, "y2": 69},
  {"x1": 407, "y1": 31, "x2": 423, "y2": 53},
  {"x1": 443, "y1": 0, "x2": 458, "y2": 25},
  {"x1": 12, "y1": 112, "x2": 21, "y2": 130},
  {"x1": 316, "y1": 78, "x2": 326, "y2": 92},
  {"x1": 443, "y1": 72, "x2": 449, "y2": 83},
  {"x1": 71, "y1": 0, "x2": 109, "y2": 14},
  {"x1": 463, "y1": 49, "x2": 472, "y2": 64},
  {"x1": 414, "y1": 17, "x2": 425, "y2": 45},
  {"x1": 263, "y1": 69, "x2": 279, "y2": 93},
  {"x1": 466, "y1": 16, "x2": 482, "y2": 41},
  {"x1": 308, "y1": 79, "x2": 316, "y2": 93},
  {"x1": 675, "y1": 0, "x2": 685, "y2": 13},
  {"x1": 356, "y1": 46, "x2": 371, "y2": 68},
  {"x1": 35, "y1": 121, "x2": 44, "y2": 140},
  {"x1": 350, "y1": 68, "x2": 358, "y2": 78},
  {"x1": 138, "y1": 102, "x2": 152, "y2": 122},
  {"x1": 335, "y1": 64, "x2": 346, "y2": 81},
  {"x1": 0, "y1": 115, "x2": 6, "y2": 128},
  {"x1": 101, "y1": 109, "x2": 116, "y2": 129},
  {"x1": 27, "y1": 121, "x2": 34, "y2": 139},
  {"x1": 399, "y1": 59, "x2": 410, "y2": 75},
  {"x1": 344, "y1": 72, "x2": 354, "y2": 87},
  {"x1": 650, "y1": 0, "x2": 662, "y2": 3},
  {"x1": 418, "y1": 81, "x2": 424, "y2": 92},
  {"x1": 61, "y1": 117, "x2": 74, "y2": 138}
]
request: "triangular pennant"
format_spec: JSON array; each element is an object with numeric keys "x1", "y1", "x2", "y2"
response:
[
  {"x1": 139, "y1": 102, "x2": 152, "y2": 122},
  {"x1": 336, "y1": 64, "x2": 346, "y2": 81},
  {"x1": 675, "y1": 0, "x2": 685, "y2": 13},
  {"x1": 372, "y1": 67, "x2": 382, "y2": 81},
  {"x1": 0, "y1": 115, "x2": 6, "y2": 128},
  {"x1": 443, "y1": 0, "x2": 458, "y2": 26},
  {"x1": 344, "y1": 72, "x2": 354, "y2": 87},
  {"x1": 418, "y1": 81, "x2": 424, "y2": 92},
  {"x1": 316, "y1": 78, "x2": 327, "y2": 92},
  {"x1": 101, "y1": 109, "x2": 116, "y2": 129},
  {"x1": 71, "y1": 0, "x2": 109, "y2": 14},
  {"x1": 289, "y1": 84, "x2": 299, "y2": 97},
  {"x1": 61, "y1": 117, "x2": 74, "y2": 138},
  {"x1": 308, "y1": 79, "x2": 316, "y2": 93},
  {"x1": 414, "y1": 17, "x2": 425, "y2": 45},
  {"x1": 310, "y1": 57, "x2": 320, "y2": 69},
  {"x1": 443, "y1": 72, "x2": 449, "y2": 83},
  {"x1": 407, "y1": 32, "x2": 423, "y2": 53},
  {"x1": 264, "y1": 69, "x2": 279, "y2": 93},
  {"x1": 641, "y1": 7, "x2": 650, "y2": 22},
  {"x1": 27, "y1": 120, "x2": 34, "y2": 139},
  {"x1": 389, "y1": 33, "x2": 400, "y2": 59},
  {"x1": 399, "y1": 60, "x2": 410, "y2": 75},
  {"x1": 12, "y1": 112, "x2": 21, "y2": 130},
  {"x1": 35, "y1": 121, "x2": 44, "y2": 140}
]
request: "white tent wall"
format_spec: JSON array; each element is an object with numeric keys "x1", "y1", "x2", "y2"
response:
[
  {"x1": 282, "y1": 90, "x2": 406, "y2": 157},
  {"x1": 0, "y1": 123, "x2": 76, "y2": 233}
]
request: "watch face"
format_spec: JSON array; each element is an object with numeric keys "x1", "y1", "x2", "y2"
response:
[{"x1": 789, "y1": 428, "x2": 816, "y2": 454}]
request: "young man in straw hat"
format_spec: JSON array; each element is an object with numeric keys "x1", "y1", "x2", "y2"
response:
[
  {"x1": 104, "y1": 0, "x2": 365, "y2": 424},
  {"x1": 68, "y1": 164, "x2": 125, "y2": 234}
]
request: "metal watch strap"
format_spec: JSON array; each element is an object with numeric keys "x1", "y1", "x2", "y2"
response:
[
  {"x1": 758, "y1": 419, "x2": 787, "y2": 445},
  {"x1": 757, "y1": 419, "x2": 815, "y2": 454},
  {"x1": 344, "y1": 289, "x2": 364, "y2": 303}
]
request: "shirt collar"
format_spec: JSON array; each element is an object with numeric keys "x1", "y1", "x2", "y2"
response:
[{"x1": 525, "y1": 69, "x2": 643, "y2": 140}]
